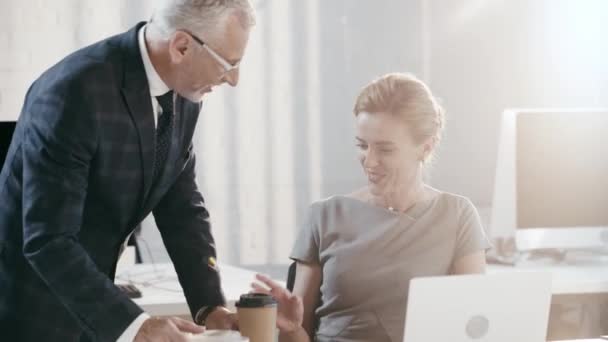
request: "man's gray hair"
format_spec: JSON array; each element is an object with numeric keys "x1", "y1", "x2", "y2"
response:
[{"x1": 151, "y1": 0, "x2": 256, "y2": 39}]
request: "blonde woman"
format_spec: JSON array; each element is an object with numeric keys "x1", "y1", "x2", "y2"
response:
[{"x1": 253, "y1": 73, "x2": 490, "y2": 342}]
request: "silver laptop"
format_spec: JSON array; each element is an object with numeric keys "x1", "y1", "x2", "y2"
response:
[{"x1": 403, "y1": 272, "x2": 552, "y2": 342}]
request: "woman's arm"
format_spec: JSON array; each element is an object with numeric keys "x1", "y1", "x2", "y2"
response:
[
  {"x1": 449, "y1": 251, "x2": 487, "y2": 274},
  {"x1": 252, "y1": 261, "x2": 321, "y2": 342},
  {"x1": 284, "y1": 261, "x2": 322, "y2": 341}
]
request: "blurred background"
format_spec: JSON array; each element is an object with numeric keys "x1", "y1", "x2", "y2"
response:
[
  {"x1": 3, "y1": 0, "x2": 606, "y2": 267},
  {"x1": 1, "y1": 0, "x2": 608, "y2": 339}
]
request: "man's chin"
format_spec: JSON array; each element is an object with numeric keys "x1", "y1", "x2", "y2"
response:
[
  {"x1": 179, "y1": 92, "x2": 205, "y2": 103},
  {"x1": 194, "y1": 88, "x2": 212, "y2": 101}
]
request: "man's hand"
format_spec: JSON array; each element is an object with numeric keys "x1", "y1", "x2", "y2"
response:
[
  {"x1": 134, "y1": 316, "x2": 204, "y2": 342},
  {"x1": 204, "y1": 306, "x2": 238, "y2": 330}
]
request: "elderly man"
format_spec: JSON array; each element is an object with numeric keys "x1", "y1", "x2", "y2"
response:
[{"x1": 0, "y1": 1, "x2": 255, "y2": 341}]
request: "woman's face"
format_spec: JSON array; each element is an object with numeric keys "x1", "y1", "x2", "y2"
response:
[{"x1": 355, "y1": 111, "x2": 426, "y2": 197}]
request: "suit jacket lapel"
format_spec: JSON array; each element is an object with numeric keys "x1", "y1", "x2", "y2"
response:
[{"x1": 119, "y1": 22, "x2": 155, "y2": 211}]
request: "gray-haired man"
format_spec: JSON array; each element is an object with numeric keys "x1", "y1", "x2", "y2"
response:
[{"x1": 0, "y1": 1, "x2": 255, "y2": 341}]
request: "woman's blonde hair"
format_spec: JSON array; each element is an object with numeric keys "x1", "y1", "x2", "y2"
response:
[{"x1": 353, "y1": 72, "x2": 445, "y2": 163}]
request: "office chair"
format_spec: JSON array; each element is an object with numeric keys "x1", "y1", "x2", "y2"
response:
[{"x1": 286, "y1": 261, "x2": 297, "y2": 291}]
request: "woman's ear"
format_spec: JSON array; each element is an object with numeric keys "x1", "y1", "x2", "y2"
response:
[{"x1": 420, "y1": 136, "x2": 437, "y2": 162}]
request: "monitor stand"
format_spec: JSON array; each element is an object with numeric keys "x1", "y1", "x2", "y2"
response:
[
  {"x1": 516, "y1": 227, "x2": 608, "y2": 251},
  {"x1": 486, "y1": 229, "x2": 608, "y2": 266},
  {"x1": 516, "y1": 227, "x2": 608, "y2": 265}
]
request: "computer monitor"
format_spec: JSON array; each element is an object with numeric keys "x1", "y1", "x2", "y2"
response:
[
  {"x1": 0, "y1": 121, "x2": 17, "y2": 171},
  {"x1": 490, "y1": 109, "x2": 608, "y2": 251}
]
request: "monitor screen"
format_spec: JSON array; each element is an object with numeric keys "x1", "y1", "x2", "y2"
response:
[
  {"x1": 0, "y1": 121, "x2": 17, "y2": 170},
  {"x1": 516, "y1": 112, "x2": 608, "y2": 229}
]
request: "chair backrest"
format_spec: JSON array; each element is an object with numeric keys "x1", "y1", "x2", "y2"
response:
[{"x1": 286, "y1": 261, "x2": 297, "y2": 291}]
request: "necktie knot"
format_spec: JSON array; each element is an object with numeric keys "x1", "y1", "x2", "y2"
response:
[{"x1": 156, "y1": 91, "x2": 174, "y2": 116}]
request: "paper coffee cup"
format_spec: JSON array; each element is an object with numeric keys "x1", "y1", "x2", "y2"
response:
[{"x1": 236, "y1": 293, "x2": 277, "y2": 342}]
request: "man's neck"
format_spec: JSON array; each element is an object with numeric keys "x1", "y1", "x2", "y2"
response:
[{"x1": 145, "y1": 26, "x2": 173, "y2": 90}]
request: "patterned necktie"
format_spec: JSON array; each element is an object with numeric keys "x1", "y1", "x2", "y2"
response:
[{"x1": 154, "y1": 91, "x2": 174, "y2": 180}]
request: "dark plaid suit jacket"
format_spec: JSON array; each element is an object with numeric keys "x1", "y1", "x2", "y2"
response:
[{"x1": 0, "y1": 22, "x2": 226, "y2": 341}]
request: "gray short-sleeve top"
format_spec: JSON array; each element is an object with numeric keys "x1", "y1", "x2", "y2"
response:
[{"x1": 290, "y1": 191, "x2": 491, "y2": 342}]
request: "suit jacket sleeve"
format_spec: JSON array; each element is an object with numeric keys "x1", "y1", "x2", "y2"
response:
[
  {"x1": 22, "y1": 80, "x2": 143, "y2": 341},
  {"x1": 153, "y1": 146, "x2": 226, "y2": 319}
]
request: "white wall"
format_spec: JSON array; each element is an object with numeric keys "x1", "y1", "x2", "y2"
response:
[
  {"x1": 0, "y1": 0, "x2": 161, "y2": 122},
  {"x1": 427, "y1": 0, "x2": 608, "y2": 208},
  {"x1": 2, "y1": 0, "x2": 607, "y2": 266}
]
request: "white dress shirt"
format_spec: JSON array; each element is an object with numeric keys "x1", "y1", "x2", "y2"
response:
[
  {"x1": 139, "y1": 24, "x2": 171, "y2": 128},
  {"x1": 116, "y1": 24, "x2": 172, "y2": 342}
]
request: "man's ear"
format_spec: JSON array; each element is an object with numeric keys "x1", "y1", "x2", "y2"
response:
[{"x1": 168, "y1": 31, "x2": 191, "y2": 64}]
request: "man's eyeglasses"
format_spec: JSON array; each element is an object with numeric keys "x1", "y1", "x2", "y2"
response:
[{"x1": 186, "y1": 31, "x2": 240, "y2": 74}]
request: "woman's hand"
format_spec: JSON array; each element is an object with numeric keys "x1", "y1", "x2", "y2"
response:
[{"x1": 251, "y1": 274, "x2": 304, "y2": 333}]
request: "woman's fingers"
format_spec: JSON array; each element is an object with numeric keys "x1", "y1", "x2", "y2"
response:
[
  {"x1": 250, "y1": 282, "x2": 271, "y2": 294},
  {"x1": 288, "y1": 294, "x2": 301, "y2": 305},
  {"x1": 255, "y1": 273, "x2": 284, "y2": 290},
  {"x1": 251, "y1": 274, "x2": 293, "y2": 303}
]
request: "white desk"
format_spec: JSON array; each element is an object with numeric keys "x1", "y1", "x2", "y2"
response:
[
  {"x1": 551, "y1": 340, "x2": 606, "y2": 342},
  {"x1": 118, "y1": 260, "x2": 607, "y2": 339},
  {"x1": 488, "y1": 256, "x2": 608, "y2": 295},
  {"x1": 489, "y1": 256, "x2": 608, "y2": 341},
  {"x1": 115, "y1": 262, "x2": 280, "y2": 317}
]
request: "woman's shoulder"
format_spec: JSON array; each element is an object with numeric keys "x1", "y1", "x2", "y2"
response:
[
  {"x1": 309, "y1": 187, "x2": 366, "y2": 204},
  {"x1": 310, "y1": 186, "x2": 476, "y2": 212},
  {"x1": 305, "y1": 188, "x2": 375, "y2": 223},
  {"x1": 429, "y1": 187, "x2": 478, "y2": 215},
  {"x1": 309, "y1": 193, "x2": 361, "y2": 212}
]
